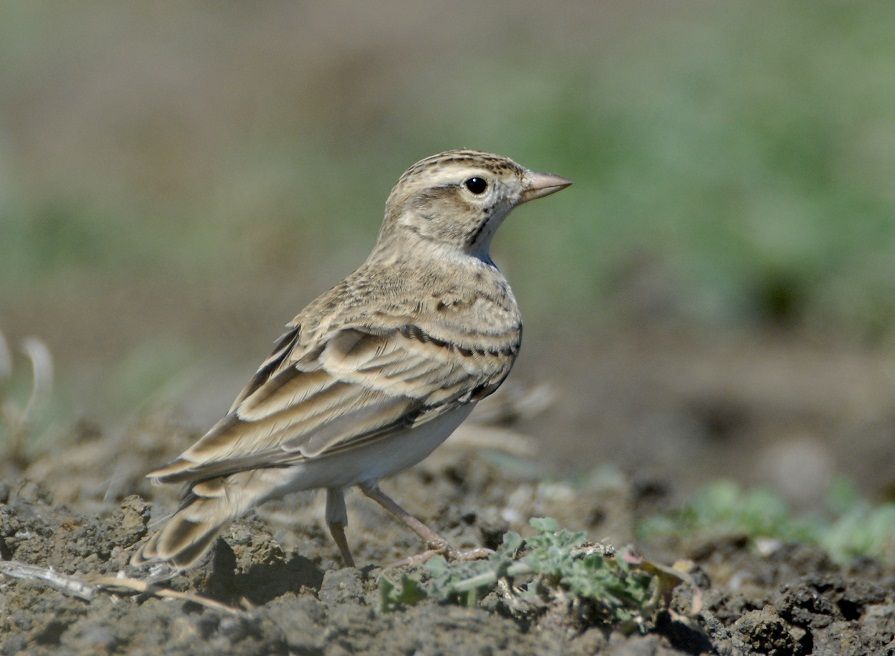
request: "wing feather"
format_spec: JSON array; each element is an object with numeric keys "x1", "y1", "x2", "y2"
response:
[
  {"x1": 227, "y1": 325, "x2": 301, "y2": 413},
  {"x1": 149, "y1": 323, "x2": 517, "y2": 484}
]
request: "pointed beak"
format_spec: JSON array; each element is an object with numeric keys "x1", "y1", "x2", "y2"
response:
[{"x1": 520, "y1": 170, "x2": 572, "y2": 204}]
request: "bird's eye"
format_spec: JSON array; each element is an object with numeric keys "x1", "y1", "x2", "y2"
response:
[{"x1": 464, "y1": 177, "x2": 488, "y2": 194}]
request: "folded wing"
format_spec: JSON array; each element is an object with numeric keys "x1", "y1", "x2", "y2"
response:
[{"x1": 148, "y1": 323, "x2": 515, "y2": 484}]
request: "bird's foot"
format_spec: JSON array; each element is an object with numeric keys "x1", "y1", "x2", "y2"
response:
[{"x1": 386, "y1": 544, "x2": 493, "y2": 569}]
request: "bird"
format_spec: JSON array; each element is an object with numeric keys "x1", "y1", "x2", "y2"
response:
[{"x1": 131, "y1": 149, "x2": 571, "y2": 571}]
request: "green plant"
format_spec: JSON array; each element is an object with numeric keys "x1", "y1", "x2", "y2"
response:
[
  {"x1": 640, "y1": 479, "x2": 895, "y2": 565},
  {"x1": 820, "y1": 478, "x2": 895, "y2": 565},
  {"x1": 379, "y1": 518, "x2": 687, "y2": 630}
]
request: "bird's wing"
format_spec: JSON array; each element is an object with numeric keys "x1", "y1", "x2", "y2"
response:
[
  {"x1": 226, "y1": 324, "x2": 301, "y2": 413},
  {"x1": 148, "y1": 323, "x2": 518, "y2": 484}
]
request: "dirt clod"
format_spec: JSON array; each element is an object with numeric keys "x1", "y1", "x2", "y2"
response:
[{"x1": 1, "y1": 451, "x2": 893, "y2": 655}]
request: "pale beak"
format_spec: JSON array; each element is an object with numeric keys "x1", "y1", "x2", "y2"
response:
[{"x1": 520, "y1": 170, "x2": 573, "y2": 203}]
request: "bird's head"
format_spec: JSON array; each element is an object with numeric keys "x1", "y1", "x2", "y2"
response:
[{"x1": 376, "y1": 149, "x2": 571, "y2": 261}]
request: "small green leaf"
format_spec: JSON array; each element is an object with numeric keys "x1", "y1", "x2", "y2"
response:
[
  {"x1": 529, "y1": 517, "x2": 560, "y2": 532},
  {"x1": 425, "y1": 555, "x2": 449, "y2": 577},
  {"x1": 499, "y1": 531, "x2": 523, "y2": 555},
  {"x1": 378, "y1": 574, "x2": 427, "y2": 611}
]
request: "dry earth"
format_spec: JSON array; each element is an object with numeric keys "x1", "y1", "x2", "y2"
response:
[{"x1": 2, "y1": 420, "x2": 893, "y2": 655}]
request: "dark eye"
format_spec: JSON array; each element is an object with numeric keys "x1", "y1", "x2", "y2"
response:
[{"x1": 464, "y1": 177, "x2": 488, "y2": 194}]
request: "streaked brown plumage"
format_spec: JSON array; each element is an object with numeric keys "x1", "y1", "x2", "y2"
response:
[{"x1": 132, "y1": 149, "x2": 570, "y2": 571}]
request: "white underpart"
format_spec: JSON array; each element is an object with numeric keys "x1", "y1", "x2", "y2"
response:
[{"x1": 256, "y1": 403, "x2": 475, "y2": 502}]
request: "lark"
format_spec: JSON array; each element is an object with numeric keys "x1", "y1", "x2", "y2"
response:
[{"x1": 131, "y1": 149, "x2": 571, "y2": 571}]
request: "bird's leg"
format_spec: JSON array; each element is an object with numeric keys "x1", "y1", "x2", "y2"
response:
[
  {"x1": 359, "y1": 482, "x2": 492, "y2": 564},
  {"x1": 359, "y1": 482, "x2": 450, "y2": 551},
  {"x1": 325, "y1": 487, "x2": 355, "y2": 568}
]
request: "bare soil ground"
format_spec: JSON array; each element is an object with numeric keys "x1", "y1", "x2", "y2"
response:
[{"x1": 2, "y1": 420, "x2": 893, "y2": 656}]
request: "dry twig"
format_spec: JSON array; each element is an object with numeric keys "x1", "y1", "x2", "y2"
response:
[{"x1": 0, "y1": 560, "x2": 245, "y2": 616}]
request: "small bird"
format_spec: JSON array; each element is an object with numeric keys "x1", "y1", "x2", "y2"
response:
[{"x1": 132, "y1": 149, "x2": 571, "y2": 571}]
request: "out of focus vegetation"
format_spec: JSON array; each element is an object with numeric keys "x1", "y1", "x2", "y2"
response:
[
  {"x1": 641, "y1": 479, "x2": 895, "y2": 566},
  {"x1": 4, "y1": 2, "x2": 894, "y2": 329},
  {"x1": 0, "y1": 330, "x2": 55, "y2": 464},
  {"x1": 2, "y1": 2, "x2": 894, "y2": 468}
]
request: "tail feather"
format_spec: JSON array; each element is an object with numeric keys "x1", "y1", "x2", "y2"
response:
[
  {"x1": 132, "y1": 468, "x2": 288, "y2": 571},
  {"x1": 131, "y1": 496, "x2": 232, "y2": 570},
  {"x1": 132, "y1": 475, "x2": 253, "y2": 571}
]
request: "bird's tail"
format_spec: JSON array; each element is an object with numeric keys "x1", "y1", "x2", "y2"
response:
[{"x1": 131, "y1": 474, "x2": 262, "y2": 571}]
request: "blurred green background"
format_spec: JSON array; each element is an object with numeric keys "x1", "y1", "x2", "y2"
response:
[{"x1": 2, "y1": 1, "x2": 895, "y2": 498}]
